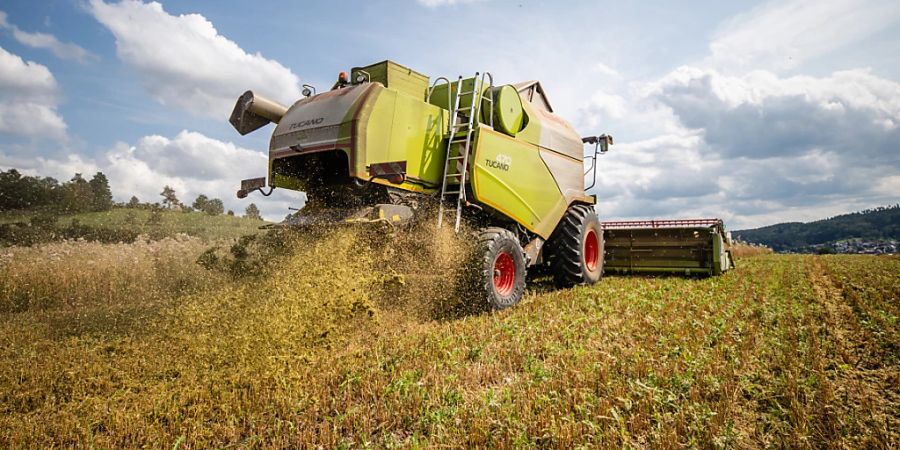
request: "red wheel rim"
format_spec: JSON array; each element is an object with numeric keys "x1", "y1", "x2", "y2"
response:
[
  {"x1": 493, "y1": 251, "x2": 515, "y2": 296},
  {"x1": 584, "y1": 229, "x2": 600, "y2": 271}
]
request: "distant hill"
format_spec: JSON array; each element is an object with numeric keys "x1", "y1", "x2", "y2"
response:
[{"x1": 733, "y1": 205, "x2": 900, "y2": 252}]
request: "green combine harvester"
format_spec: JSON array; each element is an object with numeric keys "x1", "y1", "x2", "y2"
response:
[{"x1": 230, "y1": 60, "x2": 728, "y2": 310}]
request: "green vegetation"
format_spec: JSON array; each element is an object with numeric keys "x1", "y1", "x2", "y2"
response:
[
  {"x1": 0, "y1": 167, "x2": 267, "y2": 246},
  {"x1": 0, "y1": 208, "x2": 267, "y2": 245},
  {"x1": 735, "y1": 205, "x2": 900, "y2": 251},
  {"x1": 0, "y1": 169, "x2": 114, "y2": 213},
  {"x1": 1, "y1": 227, "x2": 896, "y2": 448}
]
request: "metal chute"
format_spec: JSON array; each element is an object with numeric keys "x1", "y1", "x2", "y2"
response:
[{"x1": 229, "y1": 90, "x2": 288, "y2": 135}]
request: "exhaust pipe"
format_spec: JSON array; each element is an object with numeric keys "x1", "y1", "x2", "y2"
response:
[{"x1": 229, "y1": 90, "x2": 289, "y2": 135}]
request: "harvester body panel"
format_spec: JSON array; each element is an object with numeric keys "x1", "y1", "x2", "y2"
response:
[
  {"x1": 465, "y1": 96, "x2": 591, "y2": 238},
  {"x1": 267, "y1": 82, "x2": 448, "y2": 195},
  {"x1": 363, "y1": 86, "x2": 447, "y2": 191},
  {"x1": 470, "y1": 126, "x2": 568, "y2": 238}
]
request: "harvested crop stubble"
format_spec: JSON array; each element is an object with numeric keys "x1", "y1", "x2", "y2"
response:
[
  {"x1": 0, "y1": 230, "x2": 897, "y2": 448},
  {"x1": 729, "y1": 243, "x2": 774, "y2": 258}
]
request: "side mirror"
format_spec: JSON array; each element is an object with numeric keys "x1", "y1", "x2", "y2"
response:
[
  {"x1": 302, "y1": 84, "x2": 316, "y2": 97},
  {"x1": 582, "y1": 134, "x2": 614, "y2": 153},
  {"x1": 582, "y1": 134, "x2": 614, "y2": 191}
]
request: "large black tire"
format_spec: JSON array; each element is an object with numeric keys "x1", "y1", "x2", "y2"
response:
[
  {"x1": 546, "y1": 204, "x2": 604, "y2": 287},
  {"x1": 467, "y1": 227, "x2": 527, "y2": 310}
]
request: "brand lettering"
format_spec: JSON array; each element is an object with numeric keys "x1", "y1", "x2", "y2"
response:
[
  {"x1": 289, "y1": 117, "x2": 325, "y2": 130},
  {"x1": 485, "y1": 153, "x2": 512, "y2": 171}
]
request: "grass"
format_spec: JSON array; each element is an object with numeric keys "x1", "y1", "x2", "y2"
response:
[
  {"x1": 0, "y1": 207, "x2": 268, "y2": 242},
  {"x1": 0, "y1": 228, "x2": 897, "y2": 448}
]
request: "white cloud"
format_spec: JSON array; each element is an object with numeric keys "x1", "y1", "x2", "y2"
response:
[
  {"x1": 103, "y1": 130, "x2": 267, "y2": 198},
  {"x1": 592, "y1": 62, "x2": 621, "y2": 79},
  {"x1": 10, "y1": 29, "x2": 97, "y2": 64},
  {"x1": 1, "y1": 130, "x2": 302, "y2": 221},
  {"x1": 102, "y1": 130, "x2": 301, "y2": 219},
  {"x1": 0, "y1": 10, "x2": 98, "y2": 63},
  {"x1": 584, "y1": 89, "x2": 627, "y2": 121},
  {"x1": 593, "y1": 125, "x2": 899, "y2": 229},
  {"x1": 0, "y1": 46, "x2": 67, "y2": 139},
  {"x1": 587, "y1": 65, "x2": 900, "y2": 228},
  {"x1": 707, "y1": 0, "x2": 900, "y2": 73},
  {"x1": 89, "y1": 0, "x2": 301, "y2": 119},
  {"x1": 574, "y1": 0, "x2": 900, "y2": 228},
  {"x1": 649, "y1": 67, "x2": 900, "y2": 160}
]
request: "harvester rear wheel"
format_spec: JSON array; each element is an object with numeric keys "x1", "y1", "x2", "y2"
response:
[
  {"x1": 468, "y1": 227, "x2": 526, "y2": 310},
  {"x1": 547, "y1": 204, "x2": 604, "y2": 287}
]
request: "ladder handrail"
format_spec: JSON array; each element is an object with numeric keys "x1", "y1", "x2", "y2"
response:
[
  {"x1": 426, "y1": 76, "x2": 451, "y2": 105},
  {"x1": 437, "y1": 76, "x2": 465, "y2": 229},
  {"x1": 480, "y1": 72, "x2": 494, "y2": 129},
  {"x1": 437, "y1": 72, "x2": 495, "y2": 232},
  {"x1": 453, "y1": 72, "x2": 483, "y2": 231}
]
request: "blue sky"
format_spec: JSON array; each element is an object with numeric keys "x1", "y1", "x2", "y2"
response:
[{"x1": 1, "y1": 0, "x2": 898, "y2": 227}]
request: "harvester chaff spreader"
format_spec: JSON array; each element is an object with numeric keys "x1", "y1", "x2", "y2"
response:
[{"x1": 230, "y1": 60, "x2": 612, "y2": 309}]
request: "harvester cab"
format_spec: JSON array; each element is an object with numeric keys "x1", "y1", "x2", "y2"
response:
[{"x1": 230, "y1": 60, "x2": 613, "y2": 309}]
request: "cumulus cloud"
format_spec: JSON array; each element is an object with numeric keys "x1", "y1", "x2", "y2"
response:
[
  {"x1": 0, "y1": 46, "x2": 67, "y2": 139},
  {"x1": 586, "y1": 66, "x2": 900, "y2": 227},
  {"x1": 102, "y1": 131, "x2": 267, "y2": 199},
  {"x1": 0, "y1": 10, "x2": 98, "y2": 63},
  {"x1": 89, "y1": 0, "x2": 301, "y2": 118},
  {"x1": 707, "y1": 0, "x2": 900, "y2": 73},
  {"x1": 649, "y1": 67, "x2": 900, "y2": 162},
  {"x1": 592, "y1": 133, "x2": 723, "y2": 218},
  {"x1": 583, "y1": 89, "x2": 627, "y2": 122},
  {"x1": 593, "y1": 122, "x2": 898, "y2": 228},
  {"x1": 579, "y1": 0, "x2": 900, "y2": 228},
  {"x1": 103, "y1": 131, "x2": 300, "y2": 219}
]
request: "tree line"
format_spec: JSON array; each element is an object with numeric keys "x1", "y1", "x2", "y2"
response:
[
  {"x1": 0, "y1": 169, "x2": 262, "y2": 220},
  {"x1": 0, "y1": 169, "x2": 113, "y2": 213}
]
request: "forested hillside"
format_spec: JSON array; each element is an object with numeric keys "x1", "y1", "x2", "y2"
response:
[{"x1": 734, "y1": 206, "x2": 900, "y2": 252}]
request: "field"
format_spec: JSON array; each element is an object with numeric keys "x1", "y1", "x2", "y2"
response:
[
  {"x1": 0, "y1": 208, "x2": 268, "y2": 242},
  {"x1": 1, "y1": 227, "x2": 898, "y2": 448},
  {"x1": 64, "y1": 209, "x2": 267, "y2": 239}
]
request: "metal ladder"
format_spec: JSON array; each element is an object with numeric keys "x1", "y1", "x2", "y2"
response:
[{"x1": 437, "y1": 72, "x2": 494, "y2": 232}]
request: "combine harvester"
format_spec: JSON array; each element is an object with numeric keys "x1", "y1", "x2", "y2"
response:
[
  {"x1": 602, "y1": 219, "x2": 734, "y2": 276},
  {"x1": 229, "y1": 60, "x2": 730, "y2": 310}
]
